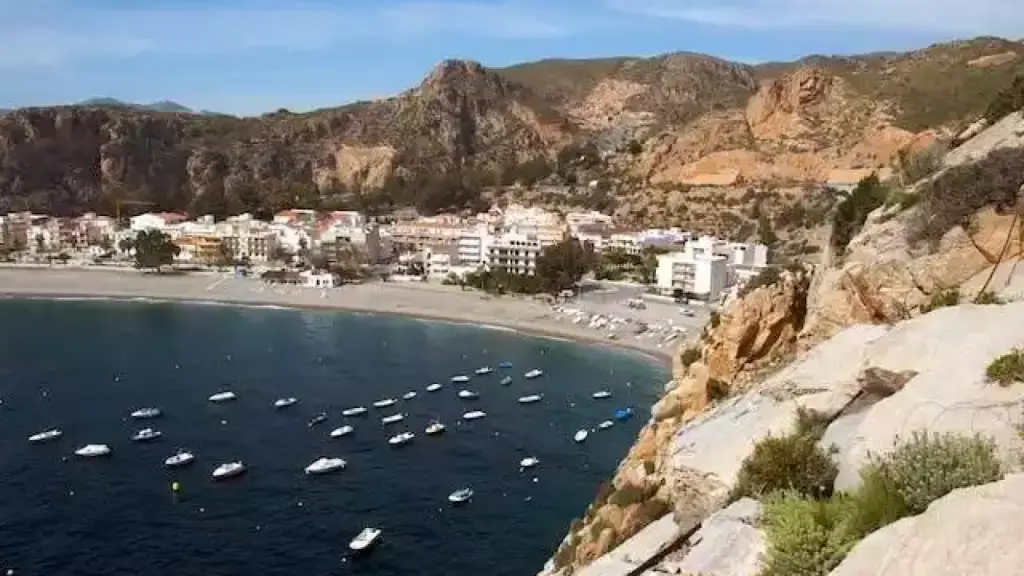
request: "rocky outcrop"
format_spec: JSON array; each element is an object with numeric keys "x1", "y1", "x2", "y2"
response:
[
  {"x1": 830, "y1": 473, "x2": 1024, "y2": 576},
  {"x1": 647, "y1": 498, "x2": 764, "y2": 576}
]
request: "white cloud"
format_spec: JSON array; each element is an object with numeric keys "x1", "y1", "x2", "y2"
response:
[
  {"x1": 606, "y1": 0, "x2": 1024, "y2": 37},
  {"x1": 0, "y1": 1, "x2": 575, "y2": 69}
]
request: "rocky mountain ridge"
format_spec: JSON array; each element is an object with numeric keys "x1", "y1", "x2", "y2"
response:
[{"x1": 0, "y1": 37, "x2": 1021, "y2": 218}]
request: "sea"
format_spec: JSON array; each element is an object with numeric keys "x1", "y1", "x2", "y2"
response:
[{"x1": 0, "y1": 298, "x2": 669, "y2": 576}]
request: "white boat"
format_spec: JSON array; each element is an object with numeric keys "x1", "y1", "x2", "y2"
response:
[
  {"x1": 592, "y1": 391, "x2": 612, "y2": 399},
  {"x1": 598, "y1": 420, "x2": 615, "y2": 430},
  {"x1": 131, "y1": 428, "x2": 162, "y2": 442},
  {"x1": 388, "y1": 431, "x2": 415, "y2": 446},
  {"x1": 212, "y1": 461, "x2": 247, "y2": 480},
  {"x1": 305, "y1": 457, "x2": 347, "y2": 475},
  {"x1": 425, "y1": 421, "x2": 446, "y2": 435},
  {"x1": 475, "y1": 366, "x2": 493, "y2": 375},
  {"x1": 274, "y1": 397, "x2": 298, "y2": 409},
  {"x1": 463, "y1": 410, "x2": 487, "y2": 421},
  {"x1": 451, "y1": 375, "x2": 471, "y2": 383},
  {"x1": 330, "y1": 425, "x2": 354, "y2": 438},
  {"x1": 426, "y1": 383, "x2": 442, "y2": 392},
  {"x1": 372, "y1": 398, "x2": 397, "y2": 409},
  {"x1": 403, "y1": 391, "x2": 417, "y2": 400},
  {"x1": 349, "y1": 527, "x2": 382, "y2": 552},
  {"x1": 342, "y1": 406, "x2": 368, "y2": 417},
  {"x1": 164, "y1": 450, "x2": 196, "y2": 468},
  {"x1": 573, "y1": 429, "x2": 589, "y2": 443},
  {"x1": 208, "y1": 391, "x2": 237, "y2": 403},
  {"x1": 381, "y1": 413, "x2": 405, "y2": 425},
  {"x1": 130, "y1": 407, "x2": 162, "y2": 419},
  {"x1": 520, "y1": 457, "x2": 540, "y2": 468},
  {"x1": 458, "y1": 389, "x2": 479, "y2": 400},
  {"x1": 308, "y1": 413, "x2": 328, "y2": 428},
  {"x1": 75, "y1": 444, "x2": 111, "y2": 457},
  {"x1": 524, "y1": 369, "x2": 544, "y2": 379},
  {"x1": 518, "y1": 394, "x2": 543, "y2": 404},
  {"x1": 28, "y1": 428, "x2": 63, "y2": 444},
  {"x1": 500, "y1": 376, "x2": 513, "y2": 386},
  {"x1": 448, "y1": 487, "x2": 474, "y2": 504}
]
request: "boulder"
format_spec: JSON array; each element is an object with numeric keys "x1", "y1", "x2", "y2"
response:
[
  {"x1": 648, "y1": 498, "x2": 764, "y2": 576},
  {"x1": 829, "y1": 474, "x2": 1024, "y2": 576}
]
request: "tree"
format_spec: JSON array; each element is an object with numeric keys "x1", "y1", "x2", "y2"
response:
[
  {"x1": 34, "y1": 233, "x2": 45, "y2": 253},
  {"x1": 215, "y1": 240, "x2": 234, "y2": 268},
  {"x1": 128, "y1": 230, "x2": 180, "y2": 272},
  {"x1": 297, "y1": 237, "x2": 310, "y2": 265},
  {"x1": 117, "y1": 237, "x2": 134, "y2": 256},
  {"x1": 535, "y1": 238, "x2": 595, "y2": 294}
]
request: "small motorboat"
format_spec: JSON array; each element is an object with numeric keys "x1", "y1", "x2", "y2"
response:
[
  {"x1": 28, "y1": 428, "x2": 63, "y2": 444},
  {"x1": 475, "y1": 366, "x2": 493, "y2": 375},
  {"x1": 330, "y1": 425, "x2": 354, "y2": 438},
  {"x1": 463, "y1": 410, "x2": 487, "y2": 421},
  {"x1": 75, "y1": 444, "x2": 111, "y2": 458},
  {"x1": 451, "y1": 375, "x2": 470, "y2": 383},
  {"x1": 573, "y1": 429, "x2": 589, "y2": 443},
  {"x1": 425, "y1": 421, "x2": 446, "y2": 435},
  {"x1": 592, "y1": 391, "x2": 612, "y2": 400},
  {"x1": 448, "y1": 487, "x2": 474, "y2": 504},
  {"x1": 403, "y1": 391, "x2": 417, "y2": 400},
  {"x1": 458, "y1": 389, "x2": 479, "y2": 400},
  {"x1": 388, "y1": 431, "x2": 415, "y2": 446},
  {"x1": 305, "y1": 457, "x2": 347, "y2": 475},
  {"x1": 372, "y1": 398, "x2": 397, "y2": 409},
  {"x1": 498, "y1": 361, "x2": 513, "y2": 369},
  {"x1": 598, "y1": 420, "x2": 615, "y2": 430},
  {"x1": 520, "y1": 457, "x2": 540, "y2": 469},
  {"x1": 274, "y1": 397, "x2": 298, "y2": 409},
  {"x1": 308, "y1": 413, "x2": 328, "y2": 428},
  {"x1": 381, "y1": 413, "x2": 405, "y2": 425},
  {"x1": 349, "y1": 527, "x2": 382, "y2": 553},
  {"x1": 342, "y1": 406, "x2": 368, "y2": 417},
  {"x1": 500, "y1": 376, "x2": 513, "y2": 386},
  {"x1": 524, "y1": 369, "x2": 544, "y2": 380},
  {"x1": 518, "y1": 394, "x2": 543, "y2": 404},
  {"x1": 208, "y1": 391, "x2": 237, "y2": 403},
  {"x1": 212, "y1": 461, "x2": 247, "y2": 480},
  {"x1": 164, "y1": 450, "x2": 196, "y2": 468},
  {"x1": 130, "y1": 407, "x2": 162, "y2": 419},
  {"x1": 614, "y1": 407, "x2": 635, "y2": 421},
  {"x1": 131, "y1": 428, "x2": 162, "y2": 442},
  {"x1": 426, "y1": 383, "x2": 442, "y2": 392}
]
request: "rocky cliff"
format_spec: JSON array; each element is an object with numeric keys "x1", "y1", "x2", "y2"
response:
[
  {"x1": 541, "y1": 106, "x2": 1024, "y2": 575},
  {"x1": 1, "y1": 38, "x2": 1022, "y2": 217}
]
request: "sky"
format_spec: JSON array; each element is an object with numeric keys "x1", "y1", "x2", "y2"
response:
[{"x1": 3, "y1": 0, "x2": 1023, "y2": 116}]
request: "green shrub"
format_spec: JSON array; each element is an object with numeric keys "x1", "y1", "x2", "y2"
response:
[
  {"x1": 709, "y1": 311, "x2": 721, "y2": 329},
  {"x1": 553, "y1": 541, "x2": 577, "y2": 569},
  {"x1": 839, "y1": 466, "x2": 910, "y2": 539},
  {"x1": 608, "y1": 483, "x2": 648, "y2": 507},
  {"x1": 679, "y1": 347, "x2": 701, "y2": 368},
  {"x1": 986, "y1": 348, "x2": 1024, "y2": 386},
  {"x1": 760, "y1": 493, "x2": 855, "y2": 576},
  {"x1": 830, "y1": 174, "x2": 889, "y2": 256},
  {"x1": 872, "y1": 431, "x2": 1002, "y2": 514},
  {"x1": 707, "y1": 378, "x2": 731, "y2": 402},
  {"x1": 731, "y1": 415, "x2": 838, "y2": 501},
  {"x1": 973, "y1": 290, "x2": 1004, "y2": 305},
  {"x1": 593, "y1": 481, "x2": 614, "y2": 507},
  {"x1": 921, "y1": 288, "x2": 960, "y2": 313},
  {"x1": 633, "y1": 498, "x2": 671, "y2": 526},
  {"x1": 642, "y1": 459, "x2": 656, "y2": 475},
  {"x1": 983, "y1": 75, "x2": 1024, "y2": 124},
  {"x1": 739, "y1": 266, "x2": 782, "y2": 298}
]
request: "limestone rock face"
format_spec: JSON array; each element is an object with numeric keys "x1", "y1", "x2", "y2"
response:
[
  {"x1": 829, "y1": 474, "x2": 1024, "y2": 576},
  {"x1": 649, "y1": 498, "x2": 764, "y2": 576}
]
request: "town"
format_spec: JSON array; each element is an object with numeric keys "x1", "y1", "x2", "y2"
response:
[{"x1": 0, "y1": 205, "x2": 771, "y2": 303}]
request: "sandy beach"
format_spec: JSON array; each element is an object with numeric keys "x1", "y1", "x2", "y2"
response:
[{"x1": 0, "y1": 267, "x2": 692, "y2": 365}]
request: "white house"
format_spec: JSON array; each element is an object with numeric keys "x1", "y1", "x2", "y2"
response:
[
  {"x1": 302, "y1": 270, "x2": 337, "y2": 288},
  {"x1": 129, "y1": 212, "x2": 187, "y2": 232},
  {"x1": 655, "y1": 251, "x2": 729, "y2": 301}
]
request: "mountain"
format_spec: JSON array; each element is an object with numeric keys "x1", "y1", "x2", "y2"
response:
[
  {"x1": 76, "y1": 97, "x2": 195, "y2": 114},
  {"x1": 0, "y1": 37, "x2": 1021, "y2": 219}
]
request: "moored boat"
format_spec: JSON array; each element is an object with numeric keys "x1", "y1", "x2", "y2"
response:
[
  {"x1": 212, "y1": 461, "x2": 247, "y2": 480},
  {"x1": 330, "y1": 425, "x2": 354, "y2": 438},
  {"x1": 591, "y1": 390, "x2": 612, "y2": 399},
  {"x1": 598, "y1": 420, "x2": 615, "y2": 430},
  {"x1": 498, "y1": 361, "x2": 513, "y2": 369},
  {"x1": 305, "y1": 457, "x2": 347, "y2": 475},
  {"x1": 308, "y1": 413, "x2": 328, "y2": 428},
  {"x1": 130, "y1": 407, "x2": 162, "y2": 419},
  {"x1": 448, "y1": 487, "x2": 474, "y2": 504},
  {"x1": 425, "y1": 421, "x2": 446, "y2": 435},
  {"x1": 274, "y1": 397, "x2": 298, "y2": 409},
  {"x1": 451, "y1": 375, "x2": 470, "y2": 383},
  {"x1": 388, "y1": 431, "x2": 415, "y2": 446},
  {"x1": 342, "y1": 406, "x2": 368, "y2": 417},
  {"x1": 500, "y1": 376, "x2": 513, "y2": 386},
  {"x1": 524, "y1": 369, "x2": 544, "y2": 379},
  {"x1": 75, "y1": 444, "x2": 112, "y2": 457},
  {"x1": 462, "y1": 410, "x2": 487, "y2": 421},
  {"x1": 520, "y1": 457, "x2": 540, "y2": 469},
  {"x1": 573, "y1": 429, "x2": 589, "y2": 443},
  {"x1": 208, "y1": 391, "x2": 237, "y2": 403},
  {"x1": 372, "y1": 398, "x2": 397, "y2": 409},
  {"x1": 518, "y1": 394, "x2": 543, "y2": 404},
  {"x1": 457, "y1": 389, "x2": 479, "y2": 400},
  {"x1": 28, "y1": 428, "x2": 63, "y2": 444},
  {"x1": 131, "y1": 428, "x2": 162, "y2": 442},
  {"x1": 614, "y1": 407, "x2": 634, "y2": 421},
  {"x1": 474, "y1": 366, "x2": 493, "y2": 375},
  {"x1": 349, "y1": 527, "x2": 382, "y2": 553},
  {"x1": 403, "y1": 391, "x2": 417, "y2": 400},
  {"x1": 381, "y1": 413, "x2": 405, "y2": 425},
  {"x1": 164, "y1": 449, "x2": 196, "y2": 468},
  {"x1": 426, "y1": 383, "x2": 442, "y2": 392}
]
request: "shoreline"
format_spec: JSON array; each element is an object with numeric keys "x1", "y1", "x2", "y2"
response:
[{"x1": 0, "y1": 268, "x2": 678, "y2": 367}]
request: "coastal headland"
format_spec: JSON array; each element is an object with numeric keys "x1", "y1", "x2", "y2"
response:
[{"x1": 0, "y1": 267, "x2": 696, "y2": 365}]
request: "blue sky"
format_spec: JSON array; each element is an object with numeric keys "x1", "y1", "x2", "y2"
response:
[{"x1": 3, "y1": 0, "x2": 1023, "y2": 116}]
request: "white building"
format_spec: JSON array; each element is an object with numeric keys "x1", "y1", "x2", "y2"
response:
[
  {"x1": 129, "y1": 212, "x2": 187, "y2": 232},
  {"x1": 655, "y1": 251, "x2": 728, "y2": 301},
  {"x1": 487, "y1": 233, "x2": 543, "y2": 276},
  {"x1": 302, "y1": 270, "x2": 337, "y2": 288},
  {"x1": 456, "y1": 232, "x2": 492, "y2": 267}
]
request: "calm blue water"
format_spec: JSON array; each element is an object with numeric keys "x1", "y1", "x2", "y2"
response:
[{"x1": 0, "y1": 298, "x2": 668, "y2": 576}]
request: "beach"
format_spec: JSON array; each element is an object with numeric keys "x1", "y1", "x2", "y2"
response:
[{"x1": 0, "y1": 267, "x2": 702, "y2": 364}]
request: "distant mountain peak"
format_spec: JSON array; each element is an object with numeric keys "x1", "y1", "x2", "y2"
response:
[{"x1": 74, "y1": 97, "x2": 194, "y2": 114}]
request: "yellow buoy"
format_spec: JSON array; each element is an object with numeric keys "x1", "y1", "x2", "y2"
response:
[{"x1": 172, "y1": 482, "x2": 181, "y2": 492}]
